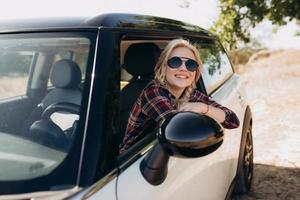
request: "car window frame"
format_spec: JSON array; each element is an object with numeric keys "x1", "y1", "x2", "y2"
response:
[{"x1": 113, "y1": 30, "x2": 213, "y2": 169}]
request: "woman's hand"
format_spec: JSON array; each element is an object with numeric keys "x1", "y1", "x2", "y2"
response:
[{"x1": 178, "y1": 102, "x2": 226, "y2": 124}]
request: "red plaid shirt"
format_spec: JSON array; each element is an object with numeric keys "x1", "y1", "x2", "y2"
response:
[{"x1": 119, "y1": 81, "x2": 240, "y2": 153}]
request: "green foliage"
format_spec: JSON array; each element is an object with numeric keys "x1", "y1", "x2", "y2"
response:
[{"x1": 211, "y1": 0, "x2": 300, "y2": 50}]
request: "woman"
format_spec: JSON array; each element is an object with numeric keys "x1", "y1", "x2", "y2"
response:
[{"x1": 120, "y1": 39, "x2": 240, "y2": 153}]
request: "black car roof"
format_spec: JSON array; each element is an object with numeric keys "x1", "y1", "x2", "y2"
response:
[{"x1": 0, "y1": 13, "x2": 214, "y2": 37}]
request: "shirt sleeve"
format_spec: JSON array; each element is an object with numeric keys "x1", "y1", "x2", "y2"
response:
[
  {"x1": 141, "y1": 85, "x2": 177, "y2": 123},
  {"x1": 193, "y1": 91, "x2": 240, "y2": 129}
]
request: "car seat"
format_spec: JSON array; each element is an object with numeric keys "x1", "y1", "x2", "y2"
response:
[
  {"x1": 119, "y1": 43, "x2": 161, "y2": 145},
  {"x1": 24, "y1": 59, "x2": 82, "y2": 149}
]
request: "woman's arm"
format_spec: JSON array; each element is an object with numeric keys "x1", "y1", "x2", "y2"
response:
[
  {"x1": 178, "y1": 93, "x2": 240, "y2": 129},
  {"x1": 179, "y1": 102, "x2": 226, "y2": 124}
]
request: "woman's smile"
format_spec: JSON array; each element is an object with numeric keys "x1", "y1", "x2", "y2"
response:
[{"x1": 174, "y1": 73, "x2": 190, "y2": 79}]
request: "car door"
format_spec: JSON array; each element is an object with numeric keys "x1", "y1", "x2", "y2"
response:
[{"x1": 116, "y1": 35, "x2": 240, "y2": 200}]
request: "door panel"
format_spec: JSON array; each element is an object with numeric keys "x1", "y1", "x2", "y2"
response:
[
  {"x1": 0, "y1": 96, "x2": 35, "y2": 134},
  {"x1": 117, "y1": 147, "x2": 230, "y2": 200}
]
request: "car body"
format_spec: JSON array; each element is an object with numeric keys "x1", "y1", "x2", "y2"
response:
[{"x1": 0, "y1": 13, "x2": 253, "y2": 200}]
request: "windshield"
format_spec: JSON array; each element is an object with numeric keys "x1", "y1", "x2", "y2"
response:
[{"x1": 0, "y1": 31, "x2": 95, "y2": 193}]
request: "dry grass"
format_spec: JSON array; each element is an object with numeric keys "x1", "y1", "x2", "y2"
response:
[
  {"x1": 233, "y1": 164, "x2": 300, "y2": 200},
  {"x1": 233, "y1": 49, "x2": 300, "y2": 199},
  {"x1": 0, "y1": 76, "x2": 28, "y2": 99}
]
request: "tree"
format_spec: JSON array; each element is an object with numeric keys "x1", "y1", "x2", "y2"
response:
[{"x1": 211, "y1": 0, "x2": 300, "y2": 50}]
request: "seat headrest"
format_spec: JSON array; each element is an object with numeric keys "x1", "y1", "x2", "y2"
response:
[
  {"x1": 50, "y1": 59, "x2": 81, "y2": 88},
  {"x1": 123, "y1": 43, "x2": 161, "y2": 76}
]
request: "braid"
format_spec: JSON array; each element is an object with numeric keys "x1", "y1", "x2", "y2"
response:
[{"x1": 176, "y1": 82, "x2": 196, "y2": 108}]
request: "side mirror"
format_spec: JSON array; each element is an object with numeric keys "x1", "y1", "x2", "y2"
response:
[
  {"x1": 140, "y1": 112, "x2": 224, "y2": 185},
  {"x1": 159, "y1": 112, "x2": 224, "y2": 157}
]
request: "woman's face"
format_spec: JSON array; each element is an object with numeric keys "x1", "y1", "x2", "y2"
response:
[{"x1": 165, "y1": 46, "x2": 197, "y2": 97}]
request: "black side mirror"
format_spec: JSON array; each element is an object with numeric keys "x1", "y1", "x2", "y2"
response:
[
  {"x1": 159, "y1": 112, "x2": 224, "y2": 157},
  {"x1": 140, "y1": 112, "x2": 224, "y2": 185}
]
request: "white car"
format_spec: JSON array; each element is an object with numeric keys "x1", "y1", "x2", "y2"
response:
[{"x1": 0, "y1": 13, "x2": 253, "y2": 200}]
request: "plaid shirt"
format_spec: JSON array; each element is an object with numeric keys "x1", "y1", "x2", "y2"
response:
[{"x1": 119, "y1": 81, "x2": 240, "y2": 153}]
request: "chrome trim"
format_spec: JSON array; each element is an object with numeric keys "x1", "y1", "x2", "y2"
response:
[
  {"x1": 0, "y1": 187, "x2": 81, "y2": 200},
  {"x1": 76, "y1": 28, "x2": 101, "y2": 185},
  {"x1": 118, "y1": 140, "x2": 156, "y2": 173},
  {"x1": 80, "y1": 169, "x2": 118, "y2": 199}
]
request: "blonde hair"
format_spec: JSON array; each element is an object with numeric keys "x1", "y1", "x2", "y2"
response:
[{"x1": 154, "y1": 38, "x2": 203, "y2": 107}]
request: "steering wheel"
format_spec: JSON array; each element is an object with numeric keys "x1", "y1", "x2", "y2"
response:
[
  {"x1": 30, "y1": 102, "x2": 80, "y2": 151},
  {"x1": 42, "y1": 102, "x2": 80, "y2": 120}
]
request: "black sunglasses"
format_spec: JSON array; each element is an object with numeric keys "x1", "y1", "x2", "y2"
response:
[{"x1": 167, "y1": 56, "x2": 199, "y2": 72}]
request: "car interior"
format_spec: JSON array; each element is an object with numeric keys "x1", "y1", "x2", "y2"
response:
[{"x1": 0, "y1": 36, "x2": 89, "y2": 153}]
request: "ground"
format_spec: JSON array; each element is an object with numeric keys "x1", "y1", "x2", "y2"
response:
[{"x1": 232, "y1": 50, "x2": 300, "y2": 200}]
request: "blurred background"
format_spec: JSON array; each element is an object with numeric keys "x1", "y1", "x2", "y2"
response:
[{"x1": 1, "y1": 0, "x2": 299, "y2": 199}]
